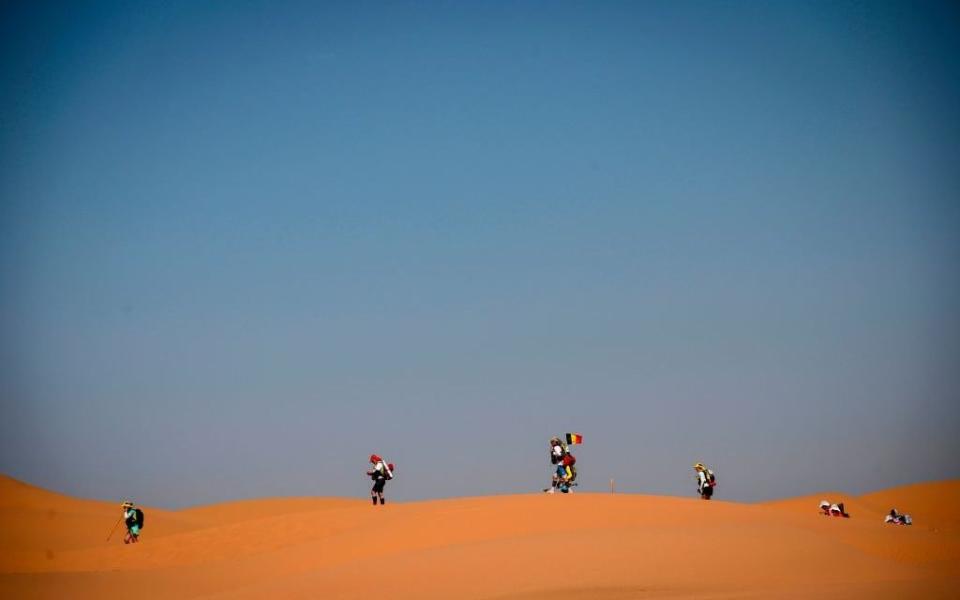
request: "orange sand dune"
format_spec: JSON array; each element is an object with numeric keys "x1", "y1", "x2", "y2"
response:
[
  {"x1": 859, "y1": 480, "x2": 960, "y2": 532},
  {"x1": 0, "y1": 475, "x2": 202, "y2": 554},
  {"x1": 762, "y1": 481, "x2": 960, "y2": 534},
  {"x1": 178, "y1": 496, "x2": 365, "y2": 526},
  {"x1": 2, "y1": 476, "x2": 958, "y2": 599},
  {"x1": 761, "y1": 492, "x2": 881, "y2": 517}
]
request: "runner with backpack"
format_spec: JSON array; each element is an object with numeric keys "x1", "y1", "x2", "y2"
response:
[
  {"x1": 693, "y1": 463, "x2": 716, "y2": 500},
  {"x1": 121, "y1": 501, "x2": 144, "y2": 543},
  {"x1": 367, "y1": 454, "x2": 394, "y2": 506}
]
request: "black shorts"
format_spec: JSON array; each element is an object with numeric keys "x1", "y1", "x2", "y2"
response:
[{"x1": 372, "y1": 478, "x2": 386, "y2": 493}]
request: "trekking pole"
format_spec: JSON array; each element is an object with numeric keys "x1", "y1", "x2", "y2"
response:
[{"x1": 106, "y1": 516, "x2": 123, "y2": 542}]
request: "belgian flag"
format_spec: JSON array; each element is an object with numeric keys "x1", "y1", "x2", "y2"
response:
[{"x1": 565, "y1": 433, "x2": 583, "y2": 445}]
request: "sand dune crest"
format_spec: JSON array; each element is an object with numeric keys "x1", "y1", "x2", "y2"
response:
[{"x1": 1, "y1": 476, "x2": 957, "y2": 598}]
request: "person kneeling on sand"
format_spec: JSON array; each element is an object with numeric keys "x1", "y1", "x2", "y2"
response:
[
  {"x1": 819, "y1": 500, "x2": 849, "y2": 518},
  {"x1": 121, "y1": 501, "x2": 144, "y2": 543},
  {"x1": 885, "y1": 508, "x2": 912, "y2": 525},
  {"x1": 367, "y1": 454, "x2": 394, "y2": 506}
]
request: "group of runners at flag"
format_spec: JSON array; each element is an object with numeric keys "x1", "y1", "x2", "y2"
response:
[
  {"x1": 546, "y1": 433, "x2": 581, "y2": 493},
  {"x1": 544, "y1": 436, "x2": 718, "y2": 500}
]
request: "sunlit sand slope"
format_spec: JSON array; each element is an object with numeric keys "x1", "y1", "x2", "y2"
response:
[{"x1": 1, "y1": 476, "x2": 957, "y2": 599}]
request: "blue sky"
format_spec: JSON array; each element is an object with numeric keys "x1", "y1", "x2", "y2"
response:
[{"x1": 1, "y1": 1, "x2": 958, "y2": 507}]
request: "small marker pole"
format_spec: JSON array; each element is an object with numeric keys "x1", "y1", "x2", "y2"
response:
[{"x1": 610, "y1": 478, "x2": 615, "y2": 494}]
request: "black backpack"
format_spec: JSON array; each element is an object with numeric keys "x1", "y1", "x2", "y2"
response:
[{"x1": 135, "y1": 508, "x2": 145, "y2": 529}]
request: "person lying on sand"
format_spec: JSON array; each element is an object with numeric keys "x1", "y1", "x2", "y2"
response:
[
  {"x1": 819, "y1": 500, "x2": 849, "y2": 518},
  {"x1": 885, "y1": 508, "x2": 912, "y2": 525}
]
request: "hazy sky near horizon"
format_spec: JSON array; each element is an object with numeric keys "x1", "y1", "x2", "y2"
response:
[{"x1": 1, "y1": 1, "x2": 958, "y2": 508}]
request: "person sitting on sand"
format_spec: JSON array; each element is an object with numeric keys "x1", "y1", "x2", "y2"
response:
[
  {"x1": 367, "y1": 454, "x2": 393, "y2": 506},
  {"x1": 819, "y1": 500, "x2": 849, "y2": 518},
  {"x1": 693, "y1": 463, "x2": 716, "y2": 500},
  {"x1": 885, "y1": 508, "x2": 912, "y2": 525},
  {"x1": 121, "y1": 501, "x2": 143, "y2": 543}
]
